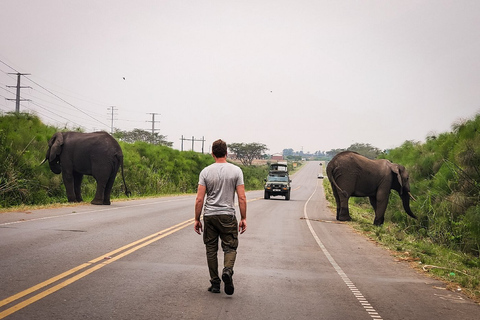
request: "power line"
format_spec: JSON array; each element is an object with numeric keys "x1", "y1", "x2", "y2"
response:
[
  {"x1": 0, "y1": 59, "x2": 18, "y2": 72},
  {"x1": 22, "y1": 104, "x2": 77, "y2": 128},
  {"x1": 21, "y1": 87, "x2": 105, "y2": 121},
  {"x1": 0, "y1": 57, "x2": 118, "y2": 132},
  {"x1": 0, "y1": 85, "x2": 16, "y2": 95},
  {"x1": 25, "y1": 75, "x2": 110, "y2": 128},
  {"x1": 29, "y1": 101, "x2": 85, "y2": 128},
  {"x1": 21, "y1": 74, "x2": 111, "y2": 108}
]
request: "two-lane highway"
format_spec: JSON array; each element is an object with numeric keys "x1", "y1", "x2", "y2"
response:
[{"x1": 1, "y1": 161, "x2": 478, "y2": 319}]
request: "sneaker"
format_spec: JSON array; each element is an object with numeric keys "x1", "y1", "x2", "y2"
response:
[
  {"x1": 222, "y1": 268, "x2": 234, "y2": 295},
  {"x1": 207, "y1": 280, "x2": 220, "y2": 293}
]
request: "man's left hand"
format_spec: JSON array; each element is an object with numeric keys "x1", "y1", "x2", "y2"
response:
[
  {"x1": 239, "y1": 219, "x2": 247, "y2": 234},
  {"x1": 194, "y1": 220, "x2": 203, "y2": 235}
]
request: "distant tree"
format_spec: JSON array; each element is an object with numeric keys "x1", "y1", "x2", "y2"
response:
[
  {"x1": 347, "y1": 143, "x2": 381, "y2": 159},
  {"x1": 114, "y1": 129, "x2": 173, "y2": 147},
  {"x1": 229, "y1": 142, "x2": 268, "y2": 166},
  {"x1": 327, "y1": 148, "x2": 345, "y2": 159},
  {"x1": 326, "y1": 143, "x2": 381, "y2": 160},
  {"x1": 285, "y1": 155, "x2": 302, "y2": 161},
  {"x1": 283, "y1": 148, "x2": 294, "y2": 157}
]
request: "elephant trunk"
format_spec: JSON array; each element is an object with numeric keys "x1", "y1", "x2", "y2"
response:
[
  {"x1": 402, "y1": 193, "x2": 417, "y2": 219},
  {"x1": 49, "y1": 160, "x2": 62, "y2": 174},
  {"x1": 44, "y1": 146, "x2": 61, "y2": 174}
]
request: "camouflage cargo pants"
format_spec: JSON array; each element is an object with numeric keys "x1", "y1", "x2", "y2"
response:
[{"x1": 203, "y1": 214, "x2": 238, "y2": 283}]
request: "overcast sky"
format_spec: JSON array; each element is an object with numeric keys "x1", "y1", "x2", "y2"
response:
[{"x1": 1, "y1": 0, "x2": 479, "y2": 154}]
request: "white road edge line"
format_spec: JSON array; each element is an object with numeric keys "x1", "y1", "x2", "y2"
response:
[
  {"x1": 1, "y1": 193, "x2": 265, "y2": 227},
  {"x1": 0, "y1": 197, "x2": 191, "y2": 226},
  {"x1": 304, "y1": 180, "x2": 383, "y2": 320}
]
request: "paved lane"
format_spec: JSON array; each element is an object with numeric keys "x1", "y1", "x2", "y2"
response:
[{"x1": 0, "y1": 161, "x2": 478, "y2": 319}]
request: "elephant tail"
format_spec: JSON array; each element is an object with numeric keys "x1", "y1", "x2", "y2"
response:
[
  {"x1": 119, "y1": 156, "x2": 131, "y2": 197},
  {"x1": 329, "y1": 170, "x2": 349, "y2": 198}
]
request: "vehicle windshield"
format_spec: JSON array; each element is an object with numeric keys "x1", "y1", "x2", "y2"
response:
[
  {"x1": 270, "y1": 164, "x2": 288, "y2": 172},
  {"x1": 267, "y1": 174, "x2": 289, "y2": 182}
]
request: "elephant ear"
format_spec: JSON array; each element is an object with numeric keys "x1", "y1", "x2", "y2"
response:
[
  {"x1": 48, "y1": 132, "x2": 64, "y2": 162},
  {"x1": 388, "y1": 162, "x2": 404, "y2": 194}
]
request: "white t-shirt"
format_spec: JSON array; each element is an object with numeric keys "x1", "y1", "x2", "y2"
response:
[{"x1": 198, "y1": 162, "x2": 244, "y2": 216}]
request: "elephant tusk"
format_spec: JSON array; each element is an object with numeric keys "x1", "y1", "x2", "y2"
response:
[
  {"x1": 40, "y1": 158, "x2": 47, "y2": 166},
  {"x1": 408, "y1": 192, "x2": 417, "y2": 202}
]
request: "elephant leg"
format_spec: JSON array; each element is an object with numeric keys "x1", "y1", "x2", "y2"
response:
[
  {"x1": 103, "y1": 174, "x2": 117, "y2": 205},
  {"x1": 337, "y1": 196, "x2": 351, "y2": 221},
  {"x1": 330, "y1": 184, "x2": 341, "y2": 220},
  {"x1": 369, "y1": 196, "x2": 377, "y2": 212},
  {"x1": 62, "y1": 173, "x2": 77, "y2": 202},
  {"x1": 373, "y1": 196, "x2": 389, "y2": 225},
  {"x1": 91, "y1": 178, "x2": 106, "y2": 205},
  {"x1": 73, "y1": 172, "x2": 84, "y2": 202}
]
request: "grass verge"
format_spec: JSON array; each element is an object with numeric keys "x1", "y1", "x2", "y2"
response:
[{"x1": 323, "y1": 178, "x2": 480, "y2": 304}]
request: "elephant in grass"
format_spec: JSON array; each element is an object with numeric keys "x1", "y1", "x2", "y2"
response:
[
  {"x1": 326, "y1": 151, "x2": 416, "y2": 225},
  {"x1": 42, "y1": 131, "x2": 130, "y2": 205}
]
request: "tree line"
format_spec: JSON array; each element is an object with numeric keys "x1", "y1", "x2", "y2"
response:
[
  {"x1": 0, "y1": 113, "x2": 269, "y2": 208},
  {"x1": 283, "y1": 143, "x2": 382, "y2": 161}
]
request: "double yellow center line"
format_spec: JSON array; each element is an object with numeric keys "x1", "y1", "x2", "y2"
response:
[{"x1": 0, "y1": 218, "x2": 195, "y2": 319}]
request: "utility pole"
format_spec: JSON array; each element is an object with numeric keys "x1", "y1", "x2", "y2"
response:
[
  {"x1": 6, "y1": 73, "x2": 31, "y2": 113},
  {"x1": 180, "y1": 135, "x2": 205, "y2": 153},
  {"x1": 107, "y1": 106, "x2": 118, "y2": 134},
  {"x1": 146, "y1": 113, "x2": 161, "y2": 135}
]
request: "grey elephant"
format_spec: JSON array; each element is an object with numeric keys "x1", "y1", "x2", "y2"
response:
[
  {"x1": 326, "y1": 151, "x2": 416, "y2": 225},
  {"x1": 42, "y1": 131, "x2": 129, "y2": 205}
]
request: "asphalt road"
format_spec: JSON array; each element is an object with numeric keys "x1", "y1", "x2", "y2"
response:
[{"x1": 0, "y1": 161, "x2": 478, "y2": 319}]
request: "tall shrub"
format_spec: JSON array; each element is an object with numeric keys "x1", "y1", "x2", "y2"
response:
[{"x1": 382, "y1": 114, "x2": 480, "y2": 256}]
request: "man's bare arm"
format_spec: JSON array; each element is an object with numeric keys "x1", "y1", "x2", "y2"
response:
[
  {"x1": 236, "y1": 184, "x2": 247, "y2": 234},
  {"x1": 194, "y1": 184, "x2": 206, "y2": 234}
]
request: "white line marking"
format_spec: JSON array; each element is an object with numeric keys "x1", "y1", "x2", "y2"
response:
[
  {"x1": 0, "y1": 197, "x2": 191, "y2": 226},
  {"x1": 304, "y1": 181, "x2": 383, "y2": 320}
]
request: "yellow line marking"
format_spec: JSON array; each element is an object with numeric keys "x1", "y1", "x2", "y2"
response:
[
  {"x1": 0, "y1": 263, "x2": 92, "y2": 308},
  {"x1": 0, "y1": 218, "x2": 194, "y2": 319}
]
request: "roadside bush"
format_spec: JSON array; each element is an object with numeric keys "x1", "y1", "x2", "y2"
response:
[
  {"x1": 0, "y1": 113, "x2": 59, "y2": 207},
  {"x1": 0, "y1": 113, "x2": 269, "y2": 208},
  {"x1": 378, "y1": 114, "x2": 480, "y2": 257}
]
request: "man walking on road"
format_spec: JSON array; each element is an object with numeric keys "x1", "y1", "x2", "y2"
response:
[{"x1": 194, "y1": 139, "x2": 247, "y2": 295}]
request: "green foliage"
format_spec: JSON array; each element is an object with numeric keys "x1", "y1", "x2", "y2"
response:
[
  {"x1": 325, "y1": 114, "x2": 480, "y2": 300},
  {"x1": 241, "y1": 164, "x2": 269, "y2": 190},
  {"x1": 326, "y1": 142, "x2": 382, "y2": 160},
  {"x1": 347, "y1": 143, "x2": 381, "y2": 159},
  {"x1": 229, "y1": 142, "x2": 268, "y2": 166},
  {"x1": 113, "y1": 128, "x2": 173, "y2": 146},
  {"x1": 324, "y1": 177, "x2": 480, "y2": 301},
  {"x1": 117, "y1": 142, "x2": 214, "y2": 196},
  {"x1": 0, "y1": 113, "x2": 61, "y2": 207},
  {"x1": 379, "y1": 115, "x2": 480, "y2": 257},
  {"x1": 0, "y1": 113, "x2": 267, "y2": 208}
]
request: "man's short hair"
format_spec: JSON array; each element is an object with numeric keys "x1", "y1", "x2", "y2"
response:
[{"x1": 212, "y1": 139, "x2": 227, "y2": 158}]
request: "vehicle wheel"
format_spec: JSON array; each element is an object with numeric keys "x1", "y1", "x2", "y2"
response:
[
  {"x1": 264, "y1": 191, "x2": 270, "y2": 199},
  {"x1": 285, "y1": 190, "x2": 290, "y2": 200}
]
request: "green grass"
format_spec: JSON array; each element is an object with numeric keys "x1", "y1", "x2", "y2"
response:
[{"x1": 323, "y1": 178, "x2": 480, "y2": 303}]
